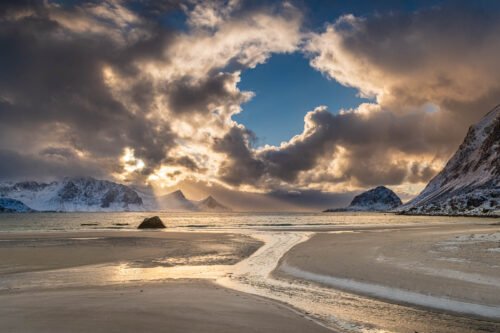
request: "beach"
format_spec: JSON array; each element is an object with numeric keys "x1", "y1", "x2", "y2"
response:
[
  {"x1": 0, "y1": 231, "x2": 262, "y2": 274},
  {"x1": 0, "y1": 216, "x2": 499, "y2": 332},
  {"x1": 277, "y1": 223, "x2": 500, "y2": 319},
  {"x1": 2, "y1": 280, "x2": 331, "y2": 333},
  {"x1": 0, "y1": 230, "x2": 331, "y2": 333}
]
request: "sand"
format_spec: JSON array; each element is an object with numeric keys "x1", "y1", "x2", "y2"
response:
[
  {"x1": 0, "y1": 280, "x2": 331, "y2": 333},
  {"x1": 0, "y1": 231, "x2": 262, "y2": 274},
  {"x1": 0, "y1": 230, "x2": 332, "y2": 333},
  {"x1": 277, "y1": 223, "x2": 500, "y2": 319},
  {"x1": 2, "y1": 222, "x2": 500, "y2": 332}
]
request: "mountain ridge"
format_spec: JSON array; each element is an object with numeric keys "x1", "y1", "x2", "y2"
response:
[
  {"x1": 195, "y1": 195, "x2": 231, "y2": 211},
  {"x1": 0, "y1": 177, "x2": 231, "y2": 213},
  {"x1": 399, "y1": 105, "x2": 499, "y2": 216}
]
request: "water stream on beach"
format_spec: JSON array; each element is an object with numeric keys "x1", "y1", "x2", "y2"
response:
[{"x1": 1, "y1": 227, "x2": 499, "y2": 333}]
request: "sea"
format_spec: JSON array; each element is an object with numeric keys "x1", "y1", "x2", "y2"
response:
[{"x1": 0, "y1": 211, "x2": 486, "y2": 232}]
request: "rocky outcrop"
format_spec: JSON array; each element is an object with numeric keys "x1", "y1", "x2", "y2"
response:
[{"x1": 138, "y1": 216, "x2": 166, "y2": 229}]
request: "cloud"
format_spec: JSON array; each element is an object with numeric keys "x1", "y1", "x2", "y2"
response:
[
  {"x1": 306, "y1": 4, "x2": 500, "y2": 116},
  {"x1": 213, "y1": 125, "x2": 266, "y2": 186},
  {"x1": 0, "y1": 0, "x2": 303, "y2": 186},
  {"x1": 0, "y1": 149, "x2": 106, "y2": 181},
  {"x1": 205, "y1": 2, "x2": 500, "y2": 193},
  {"x1": 213, "y1": 105, "x2": 447, "y2": 191},
  {"x1": 1, "y1": 0, "x2": 499, "y2": 203},
  {"x1": 166, "y1": 72, "x2": 250, "y2": 115}
]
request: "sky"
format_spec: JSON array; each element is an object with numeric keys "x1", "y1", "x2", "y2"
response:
[
  {"x1": 1, "y1": 0, "x2": 500, "y2": 210},
  {"x1": 235, "y1": 52, "x2": 367, "y2": 145}
]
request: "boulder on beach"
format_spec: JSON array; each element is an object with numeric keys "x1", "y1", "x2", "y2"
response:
[{"x1": 138, "y1": 216, "x2": 166, "y2": 229}]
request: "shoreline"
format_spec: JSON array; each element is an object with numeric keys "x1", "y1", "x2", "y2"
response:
[
  {"x1": 276, "y1": 223, "x2": 500, "y2": 321},
  {"x1": 395, "y1": 212, "x2": 500, "y2": 218},
  {"x1": 1, "y1": 222, "x2": 500, "y2": 332},
  {"x1": 279, "y1": 262, "x2": 500, "y2": 320}
]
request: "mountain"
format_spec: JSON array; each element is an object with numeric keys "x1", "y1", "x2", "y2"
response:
[
  {"x1": 0, "y1": 177, "x2": 232, "y2": 212},
  {"x1": 0, "y1": 198, "x2": 35, "y2": 213},
  {"x1": 324, "y1": 186, "x2": 402, "y2": 212},
  {"x1": 0, "y1": 177, "x2": 143, "y2": 212},
  {"x1": 149, "y1": 190, "x2": 198, "y2": 211},
  {"x1": 400, "y1": 105, "x2": 499, "y2": 216},
  {"x1": 195, "y1": 196, "x2": 231, "y2": 211},
  {"x1": 141, "y1": 190, "x2": 232, "y2": 212}
]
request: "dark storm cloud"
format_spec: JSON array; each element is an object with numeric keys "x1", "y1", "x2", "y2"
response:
[
  {"x1": 174, "y1": 156, "x2": 202, "y2": 171},
  {"x1": 2, "y1": 0, "x2": 498, "y2": 199},
  {"x1": 213, "y1": 125, "x2": 266, "y2": 185},
  {"x1": 308, "y1": 2, "x2": 500, "y2": 117},
  {"x1": 267, "y1": 189, "x2": 354, "y2": 210},
  {"x1": 167, "y1": 73, "x2": 241, "y2": 114},
  {"x1": 0, "y1": 1, "x2": 185, "y2": 178},
  {"x1": 0, "y1": 0, "x2": 46, "y2": 16},
  {"x1": 0, "y1": 0, "x2": 305, "y2": 191},
  {"x1": 0, "y1": 149, "x2": 106, "y2": 181},
  {"x1": 40, "y1": 147, "x2": 78, "y2": 160},
  {"x1": 214, "y1": 106, "x2": 463, "y2": 188}
]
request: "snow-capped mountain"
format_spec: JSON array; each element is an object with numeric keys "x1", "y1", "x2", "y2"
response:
[
  {"x1": 195, "y1": 196, "x2": 231, "y2": 211},
  {"x1": 400, "y1": 105, "x2": 499, "y2": 216},
  {"x1": 0, "y1": 177, "x2": 232, "y2": 212},
  {"x1": 145, "y1": 190, "x2": 198, "y2": 211},
  {"x1": 324, "y1": 186, "x2": 402, "y2": 212},
  {"x1": 141, "y1": 190, "x2": 232, "y2": 212},
  {"x1": 0, "y1": 198, "x2": 35, "y2": 213},
  {"x1": 0, "y1": 177, "x2": 143, "y2": 212}
]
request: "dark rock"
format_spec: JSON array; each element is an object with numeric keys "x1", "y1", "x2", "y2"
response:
[{"x1": 138, "y1": 216, "x2": 166, "y2": 229}]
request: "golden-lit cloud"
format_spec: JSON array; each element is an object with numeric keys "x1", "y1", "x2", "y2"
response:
[{"x1": 1, "y1": 0, "x2": 499, "y2": 205}]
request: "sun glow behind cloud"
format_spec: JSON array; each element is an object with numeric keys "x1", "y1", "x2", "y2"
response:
[
  {"x1": 1, "y1": 0, "x2": 500, "y2": 205},
  {"x1": 116, "y1": 148, "x2": 145, "y2": 181}
]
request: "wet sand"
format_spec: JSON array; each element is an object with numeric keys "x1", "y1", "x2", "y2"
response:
[
  {"x1": 1, "y1": 280, "x2": 331, "y2": 333},
  {"x1": 0, "y1": 230, "x2": 332, "y2": 333},
  {"x1": 2, "y1": 223, "x2": 500, "y2": 332},
  {"x1": 277, "y1": 223, "x2": 500, "y2": 319},
  {"x1": 0, "y1": 231, "x2": 262, "y2": 274}
]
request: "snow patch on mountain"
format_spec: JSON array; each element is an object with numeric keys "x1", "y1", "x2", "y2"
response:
[
  {"x1": 0, "y1": 178, "x2": 227, "y2": 213},
  {"x1": 400, "y1": 105, "x2": 500, "y2": 216},
  {"x1": 0, "y1": 177, "x2": 143, "y2": 212}
]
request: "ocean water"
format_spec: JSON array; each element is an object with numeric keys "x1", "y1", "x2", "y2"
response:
[{"x1": 0, "y1": 211, "x2": 484, "y2": 232}]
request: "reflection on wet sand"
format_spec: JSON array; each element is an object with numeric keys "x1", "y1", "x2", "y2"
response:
[{"x1": 1, "y1": 226, "x2": 499, "y2": 333}]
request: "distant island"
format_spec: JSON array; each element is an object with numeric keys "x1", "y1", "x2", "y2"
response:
[{"x1": 324, "y1": 186, "x2": 402, "y2": 212}]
